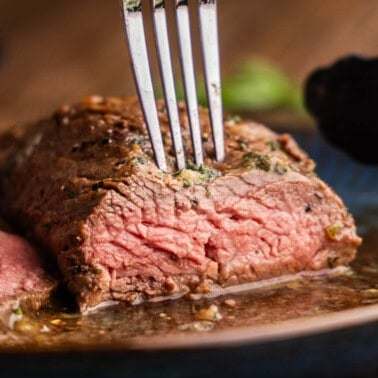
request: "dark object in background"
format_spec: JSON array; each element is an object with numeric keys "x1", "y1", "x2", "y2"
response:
[{"x1": 305, "y1": 55, "x2": 378, "y2": 165}]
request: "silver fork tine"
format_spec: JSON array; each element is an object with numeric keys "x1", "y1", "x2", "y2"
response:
[
  {"x1": 121, "y1": 0, "x2": 167, "y2": 171},
  {"x1": 152, "y1": 0, "x2": 186, "y2": 170},
  {"x1": 175, "y1": 0, "x2": 204, "y2": 166},
  {"x1": 198, "y1": 0, "x2": 225, "y2": 162}
]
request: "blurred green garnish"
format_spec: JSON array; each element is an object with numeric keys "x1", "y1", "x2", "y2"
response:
[
  {"x1": 220, "y1": 59, "x2": 303, "y2": 112},
  {"x1": 158, "y1": 58, "x2": 303, "y2": 113}
]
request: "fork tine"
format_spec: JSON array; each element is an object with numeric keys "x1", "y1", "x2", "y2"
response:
[
  {"x1": 152, "y1": 0, "x2": 186, "y2": 170},
  {"x1": 175, "y1": 0, "x2": 204, "y2": 166},
  {"x1": 121, "y1": 0, "x2": 167, "y2": 171},
  {"x1": 198, "y1": 0, "x2": 225, "y2": 162}
]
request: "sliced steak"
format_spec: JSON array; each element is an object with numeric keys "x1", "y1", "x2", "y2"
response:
[
  {"x1": 0, "y1": 226, "x2": 56, "y2": 318},
  {"x1": 0, "y1": 96, "x2": 361, "y2": 311}
]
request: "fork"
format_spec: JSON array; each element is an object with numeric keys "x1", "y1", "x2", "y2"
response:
[{"x1": 121, "y1": 0, "x2": 224, "y2": 171}]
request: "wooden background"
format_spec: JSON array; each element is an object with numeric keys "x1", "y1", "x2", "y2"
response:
[{"x1": 0, "y1": 0, "x2": 377, "y2": 131}]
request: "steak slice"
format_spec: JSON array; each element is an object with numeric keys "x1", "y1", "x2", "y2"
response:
[
  {"x1": 0, "y1": 226, "x2": 56, "y2": 319},
  {"x1": 0, "y1": 96, "x2": 361, "y2": 311}
]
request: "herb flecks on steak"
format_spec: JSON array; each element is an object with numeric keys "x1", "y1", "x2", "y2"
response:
[{"x1": 0, "y1": 96, "x2": 361, "y2": 311}]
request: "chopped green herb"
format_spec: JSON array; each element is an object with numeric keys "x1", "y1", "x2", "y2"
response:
[
  {"x1": 327, "y1": 256, "x2": 338, "y2": 269},
  {"x1": 242, "y1": 152, "x2": 271, "y2": 171},
  {"x1": 166, "y1": 156, "x2": 175, "y2": 168},
  {"x1": 125, "y1": 0, "x2": 142, "y2": 11},
  {"x1": 326, "y1": 225, "x2": 342, "y2": 240},
  {"x1": 236, "y1": 139, "x2": 247, "y2": 151},
  {"x1": 130, "y1": 135, "x2": 148, "y2": 146},
  {"x1": 174, "y1": 164, "x2": 221, "y2": 188},
  {"x1": 154, "y1": 0, "x2": 164, "y2": 8},
  {"x1": 226, "y1": 115, "x2": 242, "y2": 124},
  {"x1": 182, "y1": 179, "x2": 191, "y2": 188},
  {"x1": 274, "y1": 164, "x2": 288, "y2": 175},
  {"x1": 178, "y1": 163, "x2": 222, "y2": 181},
  {"x1": 173, "y1": 169, "x2": 184, "y2": 177},
  {"x1": 265, "y1": 140, "x2": 280, "y2": 151},
  {"x1": 198, "y1": 165, "x2": 222, "y2": 180},
  {"x1": 132, "y1": 156, "x2": 147, "y2": 165},
  {"x1": 13, "y1": 306, "x2": 23, "y2": 316},
  {"x1": 186, "y1": 161, "x2": 197, "y2": 170}
]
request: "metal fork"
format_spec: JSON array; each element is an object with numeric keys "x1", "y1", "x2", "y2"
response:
[{"x1": 121, "y1": 0, "x2": 224, "y2": 171}]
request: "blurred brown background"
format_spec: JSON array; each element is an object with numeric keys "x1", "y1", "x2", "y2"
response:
[{"x1": 0, "y1": 0, "x2": 377, "y2": 131}]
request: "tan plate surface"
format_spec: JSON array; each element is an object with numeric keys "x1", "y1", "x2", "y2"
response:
[{"x1": 127, "y1": 304, "x2": 378, "y2": 350}]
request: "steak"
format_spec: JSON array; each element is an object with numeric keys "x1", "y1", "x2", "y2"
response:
[
  {"x1": 0, "y1": 225, "x2": 56, "y2": 317},
  {"x1": 0, "y1": 96, "x2": 361, "y2": 311}
]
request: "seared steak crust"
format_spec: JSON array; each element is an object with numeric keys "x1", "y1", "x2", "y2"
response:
[{"x1": 0, "y1": 96, "x2": 361, "y2": 311}]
